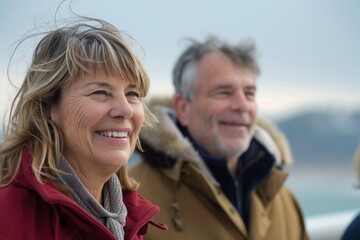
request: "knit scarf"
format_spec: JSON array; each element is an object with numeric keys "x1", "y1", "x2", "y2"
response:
[{"x1": 57, "y1": 156, "x2": 127, "y2": 240}]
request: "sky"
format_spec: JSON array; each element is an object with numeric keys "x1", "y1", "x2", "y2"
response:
[{"x1": 0, "y1": 0, "x2": 359, "y2": 122}]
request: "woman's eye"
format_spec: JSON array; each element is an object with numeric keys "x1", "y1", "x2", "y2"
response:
[
  {"x1": 92, "y1": 90, "x2": 110, "y2": 96},
  {"x1": 127, "y1": 91, "x2": 140, "y2": 98}
]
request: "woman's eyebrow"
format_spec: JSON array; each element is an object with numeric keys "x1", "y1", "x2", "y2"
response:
[{"x1": 84, "y1": 82, "x2": 112, "y2": 88}]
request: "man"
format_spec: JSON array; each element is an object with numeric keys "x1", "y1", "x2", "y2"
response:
[{"x1": 130, "y1": 36, "x2": 308, "y2": 239}]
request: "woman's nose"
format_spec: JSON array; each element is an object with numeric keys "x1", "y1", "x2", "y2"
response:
[{"x1": 109, "y1": 94, "x2": 133, "y2": 119}]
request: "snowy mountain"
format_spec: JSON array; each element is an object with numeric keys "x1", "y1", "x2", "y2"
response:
[{"x1": 276, "y1": 109, "x2": 360, "y2": 166}]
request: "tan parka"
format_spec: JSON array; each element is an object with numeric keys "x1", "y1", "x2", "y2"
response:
[{"x1": 130, "y1": 98, "x2": 308, "y2": 240}]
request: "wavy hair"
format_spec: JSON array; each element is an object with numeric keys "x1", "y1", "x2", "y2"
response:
[{"x1": 0, "y1": 17, "x2": 157, "y2": 193}]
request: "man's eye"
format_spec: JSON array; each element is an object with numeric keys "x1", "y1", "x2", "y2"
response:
[
  {"x1": 245, "y1": 91, "x2": 256, "y2": 99},
  {"x1": 219, "y1": 91, "x2": 231, "y2": 95},
  {"x1": 214, "y1": 90, "x2": 232, "y2": 97},
  {"x1": 247, "y1": 90, "x2": 256, "y2": 96}
]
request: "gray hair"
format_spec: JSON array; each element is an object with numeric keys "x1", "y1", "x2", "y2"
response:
[{"x1": 172, "y1": 35, "x2": 260, "y2": 100}]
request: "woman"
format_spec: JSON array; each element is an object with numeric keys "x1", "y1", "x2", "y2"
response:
[{"x1": 0, "y1": 17, "x2": 166, "y2": 240}]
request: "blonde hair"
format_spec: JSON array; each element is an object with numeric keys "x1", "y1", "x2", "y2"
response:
[{"x1": 0, "y1": 17, "x2": 157, "y2": 193}]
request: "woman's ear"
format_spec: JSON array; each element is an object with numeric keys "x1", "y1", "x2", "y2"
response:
[
  {"x1": 49, "y1": 104, "x2": 60, "y2": 126},
  {"x1": 174, "y1": 94, "x2": 190, "y2": 127}
]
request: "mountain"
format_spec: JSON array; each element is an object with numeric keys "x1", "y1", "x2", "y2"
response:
[
  {"x1": 1, "y1": 109, "x2": 359, "y2": 167},
  {"x1": 276, "y1": 109, "x2": 360, "y2": 166}
]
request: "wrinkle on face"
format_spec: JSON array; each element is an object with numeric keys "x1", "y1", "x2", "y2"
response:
[
  {"x1": 181, "y1": 52, "x2": 257, "y2": 160},
  {"x1": 50, "y1": 73, "x2": 145, "y2": 190}
]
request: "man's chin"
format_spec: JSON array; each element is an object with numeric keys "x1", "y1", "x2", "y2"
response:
[{"x1": 230, "y1": 139, "x2": 251, "y2": 154}]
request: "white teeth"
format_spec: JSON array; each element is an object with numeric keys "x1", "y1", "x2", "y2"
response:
[{"x1": 98, "y1": 131, "x2": 128, "y2": 138}]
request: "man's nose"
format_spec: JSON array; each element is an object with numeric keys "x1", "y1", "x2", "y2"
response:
[{"x1": 230, "y1": 92, "x2": 249, "y2": 111}]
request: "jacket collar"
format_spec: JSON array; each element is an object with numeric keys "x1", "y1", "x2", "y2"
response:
[
  {"x1": 140, "y1": 102, "x2": 291, "y2": 174},
  {"x1": 140, "y1": 106, "x2": 217, "y2": 184},
  {"x1": 16, "y1": 149, "x2": 167, "y2": 238},
  {"x1": 123, "y1": 190, "x2": 167, "y2": 237},
  {"x1": 15, "y1": 149, "x2": 116, "y2": 237},
  {"x1": 256, "y1": 168, "x2": 289, "y2": 207},
  {"x1": 140, "y1": 101, "x2": 291, "y2": 204}
]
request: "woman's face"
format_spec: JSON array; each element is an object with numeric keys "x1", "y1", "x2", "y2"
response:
[{"x1": 50, "y1": 74, "x2": 144, "y2": 176}]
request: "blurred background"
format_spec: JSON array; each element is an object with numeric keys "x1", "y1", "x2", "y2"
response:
[{"x1": 1, "y1": 0, "x2": 359, "y2": 239}]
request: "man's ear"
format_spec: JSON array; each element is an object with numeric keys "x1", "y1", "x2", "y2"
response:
[{"x1": 174, "y1": 94, "x2": 190, "y2": 126}]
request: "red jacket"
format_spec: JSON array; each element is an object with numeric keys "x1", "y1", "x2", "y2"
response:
[{"x1": 0, "y1": 150, "x2": 166, "y2": 240}]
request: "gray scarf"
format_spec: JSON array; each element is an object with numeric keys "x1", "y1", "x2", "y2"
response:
[{"x1": 57, "y1": 156, "x2": 127, "y2": 240}]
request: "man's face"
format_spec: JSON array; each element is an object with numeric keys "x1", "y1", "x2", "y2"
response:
[{"x1": 176, "y1": 52, "x2": 257, "y2": 160}]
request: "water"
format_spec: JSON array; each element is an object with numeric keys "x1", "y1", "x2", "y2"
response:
[
  {"x1": 129, "y1": 153, "x2": 360, "y2": 218},
  {"x1": 286, "y1": 164, "x2": 360, "y2": 217}
]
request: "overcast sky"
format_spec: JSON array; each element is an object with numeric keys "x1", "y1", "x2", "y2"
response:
[{"x1": 1, "y1": 0, "x2": 359, "y2": 121}]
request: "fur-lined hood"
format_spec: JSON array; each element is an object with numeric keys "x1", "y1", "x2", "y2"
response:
[{"x1": 140, "y1": 96, "x2": 293, "y2": 168}]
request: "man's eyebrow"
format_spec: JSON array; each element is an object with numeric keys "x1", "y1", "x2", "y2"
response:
[
  {"x1": 245, "y1": 85, "x2": 257, "y2": 91},
  {"x1": 212, "y1": 84, "x2": 234, "y2": 90},
  {"x1": 212, "y1": 84, "x2": 257, "y2": 90}
]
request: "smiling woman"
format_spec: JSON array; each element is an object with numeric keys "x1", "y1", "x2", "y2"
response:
[
  {"x1": 50, "y1": 74, "x2": 145, "y2": 201},
  {"x1": 0, "y1": 13, "x2": 166, "y2": 240}
]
